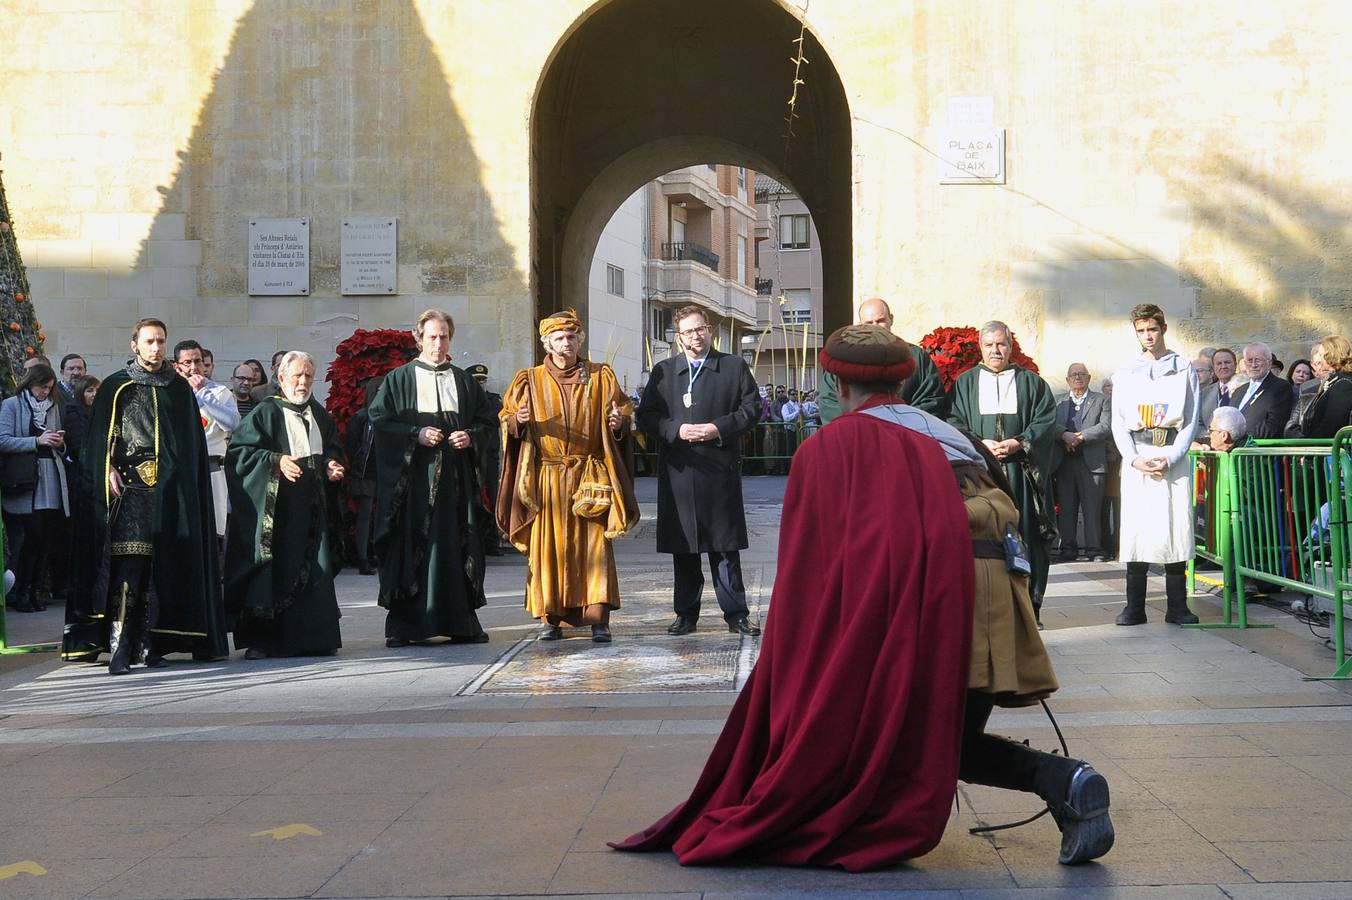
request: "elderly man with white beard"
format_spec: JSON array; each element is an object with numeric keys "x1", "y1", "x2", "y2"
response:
[{"x1": 224, "y1": 350, "x2": 346, "y2": 659}]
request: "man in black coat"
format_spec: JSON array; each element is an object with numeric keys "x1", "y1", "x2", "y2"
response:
[
  {"x1": 1233, "y1": 342, "x2": 1293, "y2": 439},
  {"x1": 638, "y1": 305, "x2": 762, "y2": 636}
]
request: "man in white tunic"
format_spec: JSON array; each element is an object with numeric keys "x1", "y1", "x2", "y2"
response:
[
  {"x1": 1109, "y1": 303, "x2": 1200, "y2": 626},
  {"x1": 174, "y1": 339, "x2": 240, "y2": 549}
]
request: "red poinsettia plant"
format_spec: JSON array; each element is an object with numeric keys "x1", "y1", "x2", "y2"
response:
[
  {"x1": 919, "y1": 325, "x2": 1040, "y2": 391},
  {"x1": 324, "y1": 328, "x2": 417, "y2": 441}
]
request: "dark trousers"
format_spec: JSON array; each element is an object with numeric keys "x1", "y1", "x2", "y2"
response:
[
  {"x1": 960, "y1": 690, "x2": 1077, "y2": 804},
  {"x1": 1055, "y1": 458, "x2": 1104, "y2": 556},
  {"x1": 354, "y1": 495, "x2": 375, "y2": 563},
  {"x1": 673, "y1": 550, "x2": 749, "y2": 622},
  {"x1": 4, "y1": 508, "x2": 64, "y2": 601}
]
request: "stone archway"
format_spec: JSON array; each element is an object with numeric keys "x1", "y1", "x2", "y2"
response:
[{"x1": 531, "y1": 0, "x2": 852, "y2": 332}]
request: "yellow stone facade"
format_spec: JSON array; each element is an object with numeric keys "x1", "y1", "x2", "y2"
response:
[{"x1": 3, "y1": 0, "x2": 1350, "y2": 387}]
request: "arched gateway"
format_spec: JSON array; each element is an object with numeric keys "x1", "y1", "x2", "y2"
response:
[{"x1": 531, "y1": 0, "x2": 854, "y2": 336}]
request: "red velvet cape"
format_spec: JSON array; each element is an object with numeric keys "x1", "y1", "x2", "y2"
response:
[{"x1": 611, "y1": 408, "x2": 975, "y2": 871}]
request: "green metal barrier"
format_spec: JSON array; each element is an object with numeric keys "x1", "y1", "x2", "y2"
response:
[
  {"x1": 1186, "y1": 448, "x2": 1267, "y2": 628},
  {"x1": 0, "y1": 502, "x2": 60, "y2": 655},
  {"x1": 1219, "y1": 438, "x2": 1351, "y2": 673},
  {"x1": 1316, "y1": 426, "x2": 1352, "y2": 679}
]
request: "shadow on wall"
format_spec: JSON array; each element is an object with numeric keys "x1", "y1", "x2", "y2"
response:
[
  {"x1": 1015, "y1": 151, "x2": 1352, "y2": 368},
  {"x1": 136, "y1": 0, "x2": 526, "y2": 384}
]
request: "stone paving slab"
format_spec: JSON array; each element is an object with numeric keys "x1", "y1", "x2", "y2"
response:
[{"x1": 3, "y1": 479, "x2": 1352, "y2": 897}]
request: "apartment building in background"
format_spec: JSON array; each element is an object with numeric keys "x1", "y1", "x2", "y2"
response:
[
  {"x1": 587, "y1": 164, "x2": 763, "y2": 391},
  {"x1": 749, "y1": 174, "x2": 823, "y2": 391}
]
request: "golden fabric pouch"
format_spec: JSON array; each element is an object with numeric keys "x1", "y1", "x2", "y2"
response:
[{"x1": 571, "y1": 457, "x2": 613, "y2": 519}]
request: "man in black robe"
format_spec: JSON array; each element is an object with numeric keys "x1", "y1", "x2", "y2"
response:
[
  {"x1": 225, "y1": 351, "x2": 345, "y2": 659},
  {"x1": 637, "y1": 305, "x2": 761, "y2": 636},
  {"x1": 61, "y1": 317, "x2": 227, "y2": 673},
  {"x1": 369, "y1": 309, "x2": 497, "y2": 647}
]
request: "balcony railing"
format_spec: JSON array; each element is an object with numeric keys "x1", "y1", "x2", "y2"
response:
[
  {"x1": 661, "y1": 241, "x2": 719, "y2": 271},
  {"x1": 755, "y1": 277, "x2": 773, "y2": 295}
]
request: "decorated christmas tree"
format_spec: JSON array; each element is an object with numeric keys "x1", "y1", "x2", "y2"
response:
[{"x1": 0, "y1": 155, "x2": 45, "y2": 395}]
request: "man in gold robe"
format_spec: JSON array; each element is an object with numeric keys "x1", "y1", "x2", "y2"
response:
[{"x1": 497, "y1": 309, "x2": 639, "y2": 642}]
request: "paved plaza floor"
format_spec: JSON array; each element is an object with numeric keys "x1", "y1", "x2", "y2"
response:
[{"x1": 4, "y1": 476, "x2": 1352, "y2": 898}]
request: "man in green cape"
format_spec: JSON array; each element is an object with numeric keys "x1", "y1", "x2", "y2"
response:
[
  {"x1": 816, "y1": 298, "x2": 947, "y2": 423},
  {"x1": 370, "y1": 309, "x2": 498, "y2": 647},
  {"x1": 62, "y1": 318, "x2": 227, "y2": 673},
  {"x1": 948, "y1": 320, "x2": 1057, "y2": 622},
  {"x1": 225, "y1": 350, "x2": 346, "y2": 658}
]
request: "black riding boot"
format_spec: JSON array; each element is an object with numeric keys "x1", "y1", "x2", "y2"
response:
[
  {"x1": 1163, "y1": 560, "x2": 1197, "y2": 624},
  {"x1": 1116, "y1": 562, "x2": 1148, "y2": 625},
  {"x1": 136, "y1": 594, "x2": 169, "y2": 668},
  {"x1": 960, "y1": 715, "x2": 1114, "y2": 864},
  {"x1": 108, "y1": 622, "x2": 133, "y2": 675}
]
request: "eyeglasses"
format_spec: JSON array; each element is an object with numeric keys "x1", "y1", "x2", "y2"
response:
[{"x1": 678, "y1": 326, "x2": 711, "y2": 337}]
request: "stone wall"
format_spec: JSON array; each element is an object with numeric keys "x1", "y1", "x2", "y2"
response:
[{"x1": 3, "y1": 0, "x2": 1351, "y2": 394}]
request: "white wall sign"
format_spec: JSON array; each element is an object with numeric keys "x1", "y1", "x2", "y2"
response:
[
  {"x1": 341, "y1": 217, "x2": 398, "y2": 295},
  {"x1": 947, "y1": 95, "x2": 994, "y2": 129},
  {"x1": 248, "y1": 218, "x2": 310, "y2": 295},
  {"x1": 938, "y1": 129, "x2": 1006, "y2": 184}
]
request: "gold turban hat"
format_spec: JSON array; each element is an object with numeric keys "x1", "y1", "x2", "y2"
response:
[{"x1": 539, "y1": 308, "x2": 582, "y2": 337}]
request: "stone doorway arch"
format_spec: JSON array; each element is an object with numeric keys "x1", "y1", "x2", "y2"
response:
[{"x1": 531, "y1": 0, "x2": 853, "y2": 337}]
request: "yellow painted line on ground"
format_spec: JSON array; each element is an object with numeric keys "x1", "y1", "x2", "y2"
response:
[
  {"x1": 0, "y1": 861, "x2": 47, "y2": 880},
  {"x1": 251, "y1": 823, "x2": 323, "y2": 840},
  {"x1": 1194, "y1": 574, "x2": 1224, "y2": 587}
]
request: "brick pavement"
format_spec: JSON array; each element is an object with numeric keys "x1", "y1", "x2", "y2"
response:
[{"x1": 2, "y1": 477, "x2": 1352, "y2": 898}]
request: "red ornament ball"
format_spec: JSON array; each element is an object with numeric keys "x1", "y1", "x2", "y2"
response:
[
  {"x1": 8, "y1": 322, "x2": 18, "y2": 332},
  {"x1": 14, "y1": 293, "x2": 24, "y2": 302}
]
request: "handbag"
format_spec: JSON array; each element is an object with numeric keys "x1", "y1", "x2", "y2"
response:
[
  {"x1": 571, "y1": 456, "x2": 613, "y2": 519},
  {"x1": 0, "y1": 450, "x2": 38, "y2": 493}
]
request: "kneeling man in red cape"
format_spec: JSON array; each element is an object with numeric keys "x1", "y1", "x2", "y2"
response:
[{"x1": 611, "y1": 324, "x2": 1113, "y2": 871}]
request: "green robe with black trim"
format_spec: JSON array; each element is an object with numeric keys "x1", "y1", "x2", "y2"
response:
[
  {"x1": 224, "y1": 396, "x2": 343, "y2": 657},
  {"x1": 62, "y1": 362, "x2": 226, "y2": 658},
  {"x1": 370, "y1": 360, "x2": 496, "y2": 641},
  {"x1": 948, "y1": 364, "x2": 1057, "y2": 608},
  {"x1": 817, "y1": 343, "x2": 948, "y2": 423}
]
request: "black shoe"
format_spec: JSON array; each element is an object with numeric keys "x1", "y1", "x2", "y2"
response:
[
  {"x1": 191, "y1": 652, "x2": 220, "y2": 661},
  {"x1": 244, "y1": 647, "x2": 269, "y2": 660},
  {"x1": 1051, "y1": 764, "x2": 1115, "y2": 865},
  {"x1": 727, "y1": 617, "x2": 761, "y2": 636},
  {"x1": 385, "y1": 637, "x2": 410, "y2": 648},
  {"x1": 591, "y1": 625, "x2": 612, "y2": 643},
  {"x1": 144, "y1": 653, "x2": 169, "y2": 669},
  {"x1": 1115, "y1": 607, "x2": 1147, "y2": 626},
  {"x1": 450, "y1": 632, "x2": 490, "y2": 644},
  {"x1": 1090, "y1": 553, "x2": 1108, "y2": 563},
  {"x1": 8, "y1": 592, "x2": 33, "y2": 613},
  {"x1": 1165, "y1": 610, "x2": 1200, "y2": 625},
  {"x1": 667, "y1": 617, "x2": 697, "y2": 636},
  {"x1": 357, "y1": 562, "x2": 377, "y2": 576},
  {"x1": 537, "y1": 625, "x2": 564, "y2": 641}
]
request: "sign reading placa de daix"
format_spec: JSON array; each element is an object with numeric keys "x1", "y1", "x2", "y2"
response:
[{"x1": 938, "y1": 129, "x2": 1006, "y2": 184}]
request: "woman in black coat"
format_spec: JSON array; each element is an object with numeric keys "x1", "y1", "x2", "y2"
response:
[{"x1": 1297, "y1": 336, "x2": 1352, "y2": 439}]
